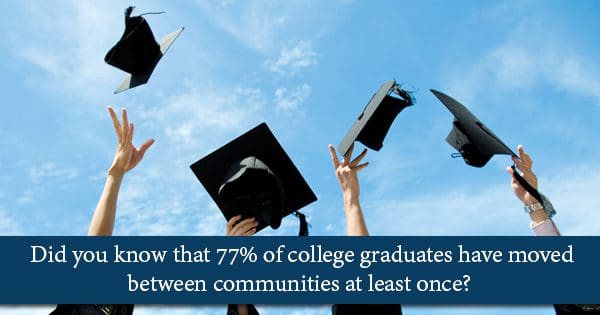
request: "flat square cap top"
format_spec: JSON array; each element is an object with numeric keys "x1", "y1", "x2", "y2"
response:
[
  {"x1": 338, "y1": 80, "x2": 414, "y2": 156},
  {"x1": 104, "y1": 6, "x2": 183, "y2": 93},
  {"x1": 190, "y1": 123, "x2": 317, "y2": 233},
  {"x1": 431, "y1": 89, "x2": 516, "y2": 167}
]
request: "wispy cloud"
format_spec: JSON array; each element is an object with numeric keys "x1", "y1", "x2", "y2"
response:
[
  {"x1": 8, "y1": 1, "x2": 119, "y2": 100},
  {"x1": 444, "y1": 14, "x2": 600, "y2": 108},
  {"x1": 195, "y1": 0, "x2": 288, "y2": 53},
  {"x1": 140, "y1": 85, "x2": 266, "y2": 148},
  {"x1": 16, "y1": 189, "x2": 36, "y2": 206},
  {"x1": 543, "y1": 164, "x2": 600, "y2": 235},
  {"x1": 363, "y1": 162, "x2": 600, "y2": 237},
  {"x1": 267, "y1": 41, "x2": 318, "y2": 76},
  {"x1": 0, "y1": 207, "x2": 23, "y2": 235},
  {"x1": 274, "y1": 84, "x2": 312, "y2": 113},
  {"x1": 28, "y1": 162, "x2": 78, "y2": 185},
  {"x1": 194, "y1": 1, "x2": 297, "y2": 53}
]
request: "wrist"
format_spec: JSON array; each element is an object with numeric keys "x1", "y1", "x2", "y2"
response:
[
  {"x1": 108, "y1": 165, "x2": 126, "y2": 178},
  {"x1": 521, "y1": 195, "x2": 538, "y2": 206},
  {"x1": 343, "y1": 191, "x2": 360, "y2": 206},
  {"x1": 529, "y1": 210, "x2": 549, "y2": 224},
  {"x1": 523, "y1": 201, "x2": 548, "y2": 223}
]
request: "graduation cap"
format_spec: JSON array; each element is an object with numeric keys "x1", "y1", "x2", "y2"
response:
[
  {"x1": 105, "y1": 6, "x2": 183, "y2": 94},
  {"x1": 190, "y1": 123, "x2": 317, "y2": 236},
  {"x1": 338, "y1": 80, "x2": 414, "y2": 156},
  {"x1": 430, "y1": 89, "x2": 516, "y2": 167},
  {"x1": 332, "y1": 304, "x2": 402, "y2": 315},
  {"x1": 431, "y1": 89, "x2": 555, "y2": 213},
  {"x1": 50, "y1": 304, "x2": 134, "y2": 315}
]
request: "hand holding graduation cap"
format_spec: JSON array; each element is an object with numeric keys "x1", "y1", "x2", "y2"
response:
[
  {"x1": 226, "y1": 215, "x2": 258, "y2": 236},
  {"x1": 108, "y1": 107, "x2": 154, "y2": 177},
  {"x1": 506, "y1": 145, "x2": 539, "y2": 206}
]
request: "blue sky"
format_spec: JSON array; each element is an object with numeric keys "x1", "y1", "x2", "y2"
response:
[{"x1": 1, "y1": 0, "x2": 599, "y2": 314}]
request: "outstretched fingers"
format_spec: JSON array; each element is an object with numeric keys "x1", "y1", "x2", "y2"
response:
[
  {"x1": 342, "y1": 143, "x2": 354, "y2": 166},
  {"x1": 139, "y1": 139, "x2": 155, "y2": 156},
  {"x1": 517, "y1": 145, "x2": 533, "y2": 169},
  {"x1": 328, "y1": 144, "x2": 340, "y2": 169},
  {"x1": 350, "y1": 148, "x2": 368, "y2": 167},
  {"x1": 121, "y1": 108, "x2": 129, "y2": 142},
  {"x1": 354, "y1": 162, "x2": 369, "y2": 172},
  {"x1": 127, "y1": 123, "x2": 134, "y2": 147},
  {"x1": 108, "y1": 106, "x2": 123, "y2": 143}
]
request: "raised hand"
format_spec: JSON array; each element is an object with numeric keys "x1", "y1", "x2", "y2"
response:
[
  {"x1": 108, "y1": 106, "x2": 154, "y2": 176},
  {"x1": 506, "y1": 145, "x2": 538, "y2": 205},
  {"x1": 329, "y1": 143, "x2": 369, "y2": 202}
]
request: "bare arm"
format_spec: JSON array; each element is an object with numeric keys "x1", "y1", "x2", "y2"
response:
[
  {"x1": 88, "y1": 107, "x2": 154, "y2": 236},
  {"x1": 329, "y1": 144, "x2": 369, "y2": 236}
]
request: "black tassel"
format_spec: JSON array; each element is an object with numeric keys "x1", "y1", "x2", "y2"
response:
[
  {"x1": 511, "y1": 165, "x2": 542, "y2": 204},
  {"x1": 295, "y1": 211, "x2": 309, "y2": 236},
  {"x1": 124, "y1": 6, "x2": 135, "y2": 19}
]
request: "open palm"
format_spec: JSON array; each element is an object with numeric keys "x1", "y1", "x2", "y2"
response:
[{"x1": 108, "y1": 106, "x2": 154, "y2": 176}]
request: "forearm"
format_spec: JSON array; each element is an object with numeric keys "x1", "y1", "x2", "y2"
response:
[
  {"x1": 528, "y1": 208, "x2": 549, "y2": 225},
  {"x1": 343, "y1": 194, "x2": 369, "y2": 236},
  {"x1": 88, "y1": 170, "x2": 124, "y2": 236}
]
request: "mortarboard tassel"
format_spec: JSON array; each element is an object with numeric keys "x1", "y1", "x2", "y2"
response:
[{"x1": 294, "y1": 211, "x2": 309, "y2": 236}]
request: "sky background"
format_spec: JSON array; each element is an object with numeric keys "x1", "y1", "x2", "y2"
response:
[{"x1": 0, "y1": 0, "x2": 599, "y2": 314}]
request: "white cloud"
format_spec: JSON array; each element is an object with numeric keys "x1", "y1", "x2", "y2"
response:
[
  {"x1": 10, "y1": 1, "x2": 119, "y2": 99},
  {"x1": 28, "y1": 162, "x2": 78, "y2": 185},
  {"x1": 140, "y1": 85, "x2": 265, "y2": 148},
  {"x1": 365, "y1": 184, "x2": 520, "y2": 236},
  {"x1": 0, "y1": 207, "x2": 23, "y2": 235},
  {"x1": 194, "y1": 1, "x2": 293, "y2": 53},
  {"x1": 445, "y1": 16, "x2": 600, "y2": 108},
  {"x1": 267, "y1": 41, "x2": 318, "y2": 75},
  {"x1": 543, "y1": 164, "x2": 600, "y2": 235},
  {"x1": 274, "y1": 84, "x2": 311, "y2": 113},
  {"x1": 363, "y1": 162, "x2": 600, "y2": 237},
  {"x1": 16, "y1": 189, "x2": 36, "y2": 206}
]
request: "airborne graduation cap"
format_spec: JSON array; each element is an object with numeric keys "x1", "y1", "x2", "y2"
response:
[
  {"x1": 105, "y1": 6, "x2": 184, "y2": 93},
  {"x1": 431, "y1": 89, "x2": 555, "y2": 215},
  {"x1": 190, "y1": 123, "x2": 317, "y2": 236},
  {"x1": 338, "y1": 80, "x2": 414, "y2": 156}
]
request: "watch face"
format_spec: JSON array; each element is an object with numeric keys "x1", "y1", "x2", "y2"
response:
[{"x1": 524, "y1": 202, "x2": 543, "y2": 213}]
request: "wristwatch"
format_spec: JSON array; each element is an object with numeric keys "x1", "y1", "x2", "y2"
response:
[{"x1": 523, "y1": 202, "x2": 544, "y2": 213}]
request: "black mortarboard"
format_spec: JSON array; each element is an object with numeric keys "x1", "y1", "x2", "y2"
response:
[
  {"x1": 332, "y1": 304, "x2": 403, "y2": 315},
  {"x1": 105, "y1": 6, "x2": 183, "y2": 94},
  {"x1": 431, "y1": 89, "x2": 516, "y2": 167},
  {"x1": 337, "y1": 80, "x2": 414, "y2": 156},
  {"x1": 431, "y1": 89, "x2": 552, "y2": 210},
  {"x1": 50, "y1": 304, "x2": 134, "y2": 315},
  {"x1": 190, "y1": 123, "x2": 317, "y2": 235}
]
